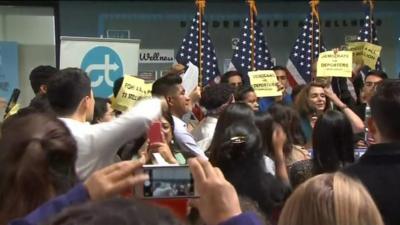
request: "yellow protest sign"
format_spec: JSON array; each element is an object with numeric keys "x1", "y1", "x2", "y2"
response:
[
  {"x1": 112, "y1": 75, "x2": 151, "y2": 112},
  {"x1": 347, "y1": 42, "x2": 382, "y2": 69},
  {"x1": 248, "y1": 70, "x2": 282, "y2": 97},
  {"x1": 317, "y1": 51, "x2": 353, "y2": 78}
]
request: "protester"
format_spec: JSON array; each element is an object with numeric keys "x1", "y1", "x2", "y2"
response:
[
  {"x1": 221, "y1": 71, "x2": 243, "y2": 88},
  {"x1": 289, "y1": 110, "x2": 354, "y2": 188},
  {"x1": 26, "y1": 65, "x2": 58, "y2": 112},
  {"x1": 353, "y1": 70, "x2": 388, "y2": 121},
  {"x1": 343, "y1": 79, "x2": 400, "y2": 225},
  {"x1": 259, "y1": 66, "x2": 292, "y2": 112},
  {"x1": 151, "y1": 73, "x2": 206, "y2": 158},
  {"x1": 191, "y1": 83, "x2": 235, "y2": 150},
  {"x1": 91, "y1": 97, "x2": 114, "y2": 124},
  {"x1": 278, "y1": 172, "x2": 384, "y2": 225},
  {"x1": 47, "y1": 68, "x2": 162, "y2": 180},
  {"x1": 235, "y1": 85, "x2": 259, "y2": 112}
]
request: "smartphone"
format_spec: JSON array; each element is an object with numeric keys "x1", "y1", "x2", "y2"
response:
[
  {"x1": 4, "y1": 88, "x2": 20, "y2": 118},
  {"x1": 148, "y1": 121, "x2": 163, "y2": 144},
  {"x1": 136, "y1": 165, "x2": 196, "y2": 198}
]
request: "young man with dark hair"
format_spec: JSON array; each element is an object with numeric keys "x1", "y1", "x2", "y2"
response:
[
  {"x1": 29, "y1": 65, "x2": 58, "y2": 95},
  {"x1": 258, "y1": 66, "x2": 292, "y2": 112},
  {"x1": 343, "y1": 79, "x2": 400, "y2": 225},
  {"x1": 47, "y1": 68, "x2": 162, "y2": 180},
  {"x1": 221, "y1": 71, "x2": 243, "y2": 88},
  {"x1": 27, "y1": 65, "x2": 59, "y2": 112},
  {"x1": 152, "y1": 74, "x2": 206, "y2": 158}
]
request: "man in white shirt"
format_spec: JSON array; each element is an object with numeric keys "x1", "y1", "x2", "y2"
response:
[
  {"x1": 47, "y1": 68, "x2": 161, "y2": 180},
  {"x1": 151, "y1": 74, "x2": 206, "y2": 158}
]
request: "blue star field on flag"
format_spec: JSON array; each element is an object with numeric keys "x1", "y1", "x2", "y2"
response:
[
  {"x1": 287, "y1": 12, "x2": 327, "y2": 85},
  {"x1": 231, "y1": 15, "x2": 274, "y2": 84},
  {"x1": 357, "y1": 5, "x2": 382, "y2": 71},
  {"x1": 176, "y1": 12, "x2": 220, "y2": 86}
]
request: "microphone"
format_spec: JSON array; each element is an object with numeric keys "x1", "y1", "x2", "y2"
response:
[{"x1": 4, "y1": 88, "x2": 20, "y2": 119}]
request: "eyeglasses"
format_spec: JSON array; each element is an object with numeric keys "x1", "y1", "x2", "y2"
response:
[{"x1": 364, "y1": 81, "x2": 383, "y2": 88}]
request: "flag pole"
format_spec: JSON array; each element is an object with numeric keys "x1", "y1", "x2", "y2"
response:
[
  {"x1": 363, "y1": 0, "x2": 375, "y2": 43},
  {"x1": 247, "y1": 0, "x2": 257, "y2": 71},
  {"x1": 310, "y1": 0, "x2": 320, "y2": 69},
  {"x1": 196, "y1": 0, "x2": 205, "y2": 87}
]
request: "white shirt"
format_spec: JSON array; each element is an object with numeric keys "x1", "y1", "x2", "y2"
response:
[
  {"x1": 60, "y1": 98, "x2": 161, "y2": 180},
  {"x1": 172, "y1": 115, "x2": 207, "y2": 159},
  {"x1": 191, "y1": 116, "x2": 218, "y2": 151}
]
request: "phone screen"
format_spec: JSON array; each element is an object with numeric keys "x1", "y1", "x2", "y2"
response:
[
  {"x1": 148, "y1": 121, "x2": 163, "y2": 144},
  {"x1": 140, "y1": 166, "x2": 195, "y2": 198}
]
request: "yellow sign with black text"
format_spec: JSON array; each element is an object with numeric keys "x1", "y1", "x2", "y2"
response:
[
  {"x1": 249, "y1": 70, "x2": 282, "y2": 97},
  {"x1": 317, "y1": 51, "x2": 353, "y2": 77},
  {"x1": 112, "y1": 75, "x2": 152, "y2": 112},
  {"x1": 347, "y1": 42, "x2": 382, "y2": 69}
]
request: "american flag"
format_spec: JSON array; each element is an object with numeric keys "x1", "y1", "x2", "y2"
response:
[
  {"x1": 357, "y1": 4, "x2": 382, "y2": 71},
  {"x1": 231, "y1": 14, "x2": 274, "y2": 84},
  {"x1": 286, "y1": 12, "x2": 327, "y2": 85},
  {"x1": 176, "y1": 12, "x2": 220, "y2": 86}
]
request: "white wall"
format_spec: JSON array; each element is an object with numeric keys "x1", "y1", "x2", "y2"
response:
[{"x1": 0, "y1": 6, "x2": 55, "y2": 109}]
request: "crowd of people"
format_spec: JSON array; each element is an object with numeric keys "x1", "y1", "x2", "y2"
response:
[{"x1": 0, "y1": 61, "x2": 399, "y2": 225}]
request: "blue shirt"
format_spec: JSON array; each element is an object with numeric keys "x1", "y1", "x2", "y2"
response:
[{"x1": 258, "y1": 94, "x2": 292, "y2": 113}]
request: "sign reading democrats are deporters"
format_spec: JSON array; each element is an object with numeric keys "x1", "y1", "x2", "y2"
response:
[
  {"x1": 249, "y1": 70, "x2": 282, "y2": 97},
  {"x1": 317, "y1": 51, "x2": 353, "y2": 78}
]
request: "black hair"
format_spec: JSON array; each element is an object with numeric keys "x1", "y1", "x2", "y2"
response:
[
  {"x1": 268, "y1": 104, "x2": 306, "y2": 148},
  {"x1": 211, "y1": 120, "x2": 264, "y2": 166},
  {"x1": 199, "y1": 83, "x2": 234, "y2": 110},
  {"x1": 254, "y1": 112, "x2": 275, "y2": 156},
  {"x1": 272, "y1": 65, "x2": 287, "y2": 72},
  {"x1": 210, "y1": 120, "x2": 288, "y2": 217},
  {"x1": 221, "y1": 71, "x2": 243, "y2": 83},
  {"x1": 312, "y1": 110, "x2": 354, "y2": 174},
  {"x1": 47, "y1": 68, "x2": 91, "y2": 117},
  {"x1": 113, "y1": 76, "x2": 124, "y2": 97},
  {"x1": 29, "y1": 65, "x2": 58, "y2": 94},
  {"x1": 91, "y1": 97, "x2": 111, "y2": 124},
  {"x1": 235, "y1": 85, "x2": 255, "y2": 101},
  {"x1": 43, "y1": 198, "x2": 182, "y2": 225},
  {"x1": 370, "y1": 79, "x2": 400, "y2": 140},
  {"x1": 365, "y1": 70, "x2": 388, "y2": 81},
  {"x1": 291, "y1": 84, "x2": 306, "y2": 102},
  {"x1": 151, "y1": 73, "x2": 182, "y2": 97},
  {"x1": 207, "y1": 103, "x2": 254, "y2": 157}
]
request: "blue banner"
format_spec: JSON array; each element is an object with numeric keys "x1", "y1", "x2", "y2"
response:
[{"x1": 0, "y1": 42, "x2": 19, "y2": 100}]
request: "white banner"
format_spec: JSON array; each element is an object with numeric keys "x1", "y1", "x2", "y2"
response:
[
  {"x1": 60, "y1": 36, "x2": 140, "y2": 97},
  {"x1": 139, "y1": 49, "x2": 174, "y2": 64}
]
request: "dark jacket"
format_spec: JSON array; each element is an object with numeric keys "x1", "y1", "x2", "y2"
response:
[{"x1": 342, "y1": 142, "x2": 400, "y2": 225}]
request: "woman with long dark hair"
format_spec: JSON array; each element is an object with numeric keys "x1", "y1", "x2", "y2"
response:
[{"x1": 289, "y1": 110, "x2": 355, "y2": 188}]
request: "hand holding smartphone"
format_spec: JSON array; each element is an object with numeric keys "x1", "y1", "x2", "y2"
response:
[{"x1": 136, "y1": 165, "x2": 196, "y2": 198}]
